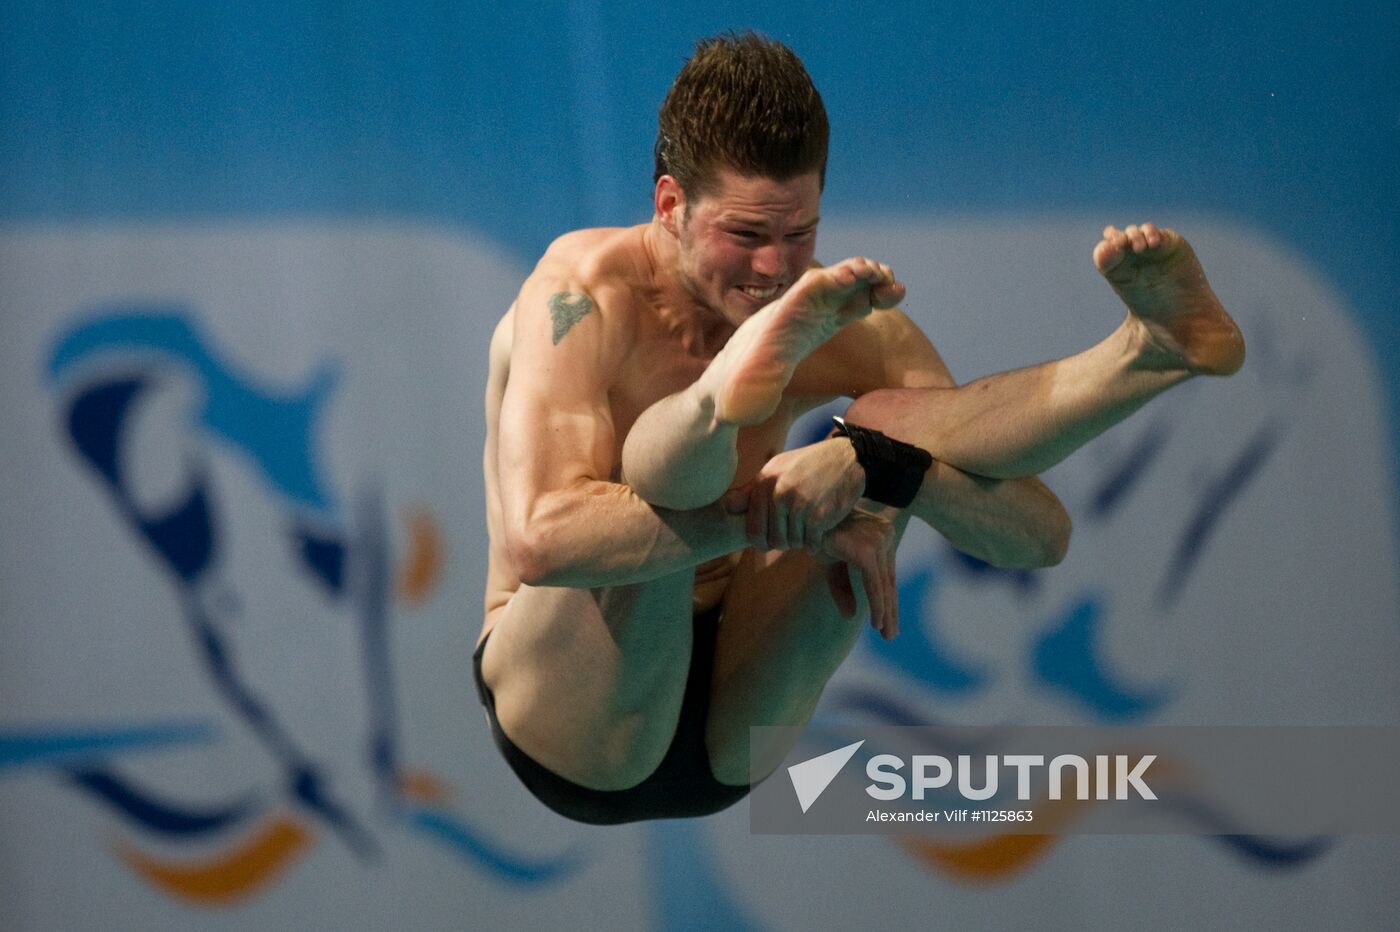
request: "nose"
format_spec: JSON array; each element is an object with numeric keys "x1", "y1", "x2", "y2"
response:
[{"x1": 751, "y1": 243, "x2": 784, "y2": 280}]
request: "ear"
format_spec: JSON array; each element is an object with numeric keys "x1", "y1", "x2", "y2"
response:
[{"x1": 654, "y1": 175, "x2": 686, "y2": 236}]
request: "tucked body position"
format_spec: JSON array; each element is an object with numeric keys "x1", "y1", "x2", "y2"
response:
[{"x1": 473, "y1": 33, "x2": 1244, "y2": 824}]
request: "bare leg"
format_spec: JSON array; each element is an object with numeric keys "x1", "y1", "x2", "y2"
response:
[
  {"x1": 846, "y1": 224, "x2": 1245, "y2": 478},
  {"x1": 705, "y1": 515, "x2": 911, "y2": 784},
  {"x1": 844, "y1": 328, "x2": 1183, "y2": 479},
  {"x1": 480, "y1": 571, "x2": 697, "y2": 790},
  {"x1": 623, "y1": 257, "x2": 901, "y2": 509}
]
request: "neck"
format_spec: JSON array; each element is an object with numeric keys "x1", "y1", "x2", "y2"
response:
[{"x1": 641, "y1": 216, "x2": 734, "y2": 355}]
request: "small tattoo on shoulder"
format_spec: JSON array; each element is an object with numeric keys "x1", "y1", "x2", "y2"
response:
[{"x1": 547, "y1": 292, "x2": 594, "y2": 345}]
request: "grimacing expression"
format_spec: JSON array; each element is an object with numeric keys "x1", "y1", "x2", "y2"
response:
[{"x1": 673, "y1": 169, "x2": 821, "y2": 326}]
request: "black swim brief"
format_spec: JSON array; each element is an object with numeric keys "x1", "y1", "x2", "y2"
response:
[{"x1": 472, "y1": 606, "x2": 752, "y2": 825}]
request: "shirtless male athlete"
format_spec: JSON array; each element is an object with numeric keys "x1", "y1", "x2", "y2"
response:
[{"x1": 474, "y1": 33, "x2": 1244, "y2": 824}]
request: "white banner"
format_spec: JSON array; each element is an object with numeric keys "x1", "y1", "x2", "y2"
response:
[{"x1": 2, "y1": 219, "x2": 1396, "y2": 930}]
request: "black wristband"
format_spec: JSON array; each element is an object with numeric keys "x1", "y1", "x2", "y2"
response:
[{"x1": 831, "y1": 416, "x2": 933, "y2": 509}]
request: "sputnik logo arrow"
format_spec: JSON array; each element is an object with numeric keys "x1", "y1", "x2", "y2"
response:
[{"x1": 787, "y1": 740, "x2": 865, "y2": 813}]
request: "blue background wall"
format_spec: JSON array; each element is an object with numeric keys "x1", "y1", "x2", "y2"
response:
[{"x1": 5, "y1": 1, "x2": 1396, "y2": 438}]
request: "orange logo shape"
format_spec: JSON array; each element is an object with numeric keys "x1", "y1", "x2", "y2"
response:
[
  {"x1": 113, "y1": 814, "x2": 315, "y2": 905},
  {"x1": 397, "y1": 507, "x2": 445, "y2": 605}
]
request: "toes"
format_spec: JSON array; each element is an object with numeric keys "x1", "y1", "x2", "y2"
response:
[
  {"x1": 1093, "y1": 238, "x2": 1122, "y2": 272},
  {"x1": 857, "y1": 257, "x2": 887, "y2": 282},
  {"x1": 1095, "y1": 227, "x2": 1130, "y2": 270},
  {"x1": 870, "y1": 280, "x2": 906, "y2": 308},
  {"x1": 1139, "y1": 222, "x2": 1181, "y2": 253},
  {"x1": 1102, "y1": 225, "x2": 1130, "y2": 252},
  {"x1": 835, "y1": 257, "x2": 873, "y2": 284},
  {"x1": 1097, "y1": 222, "x2": 1181, "y2": 270},
  {"x1": 835, "y1": 257, "x2": 897, "y2": 288}
]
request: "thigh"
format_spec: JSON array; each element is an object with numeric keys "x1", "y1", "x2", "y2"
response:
[
  {"x1": 480, "y1": 570, "x2": 696, "y2": 790},
  {"x1": 706, "y1": 514, "x2": 910, "y2": 785}
]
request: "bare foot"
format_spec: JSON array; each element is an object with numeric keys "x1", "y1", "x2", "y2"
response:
[
  {"x1": 1095, "y1": 223, "x2": 1245, "y2": 376},
  {"x1": 707, "y1": 257, "x2": 905, "y2": 425}
]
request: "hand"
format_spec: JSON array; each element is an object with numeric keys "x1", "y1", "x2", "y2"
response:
[
  {"x1": 729, "y1": 438, "x2": 865, "y2": 552},
  {"x1": 817, "y1": 508, "x2": 899, "y2": 640}
]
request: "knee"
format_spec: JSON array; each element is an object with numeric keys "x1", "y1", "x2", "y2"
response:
[
  {"x1": 705, "y1": 721, "x2": 794, "y2": 787},
  {"x1": 573, "y1": 714, "x2": 675, "y2": 790},
  {"x1": 496, "y1": 699, "x2": 673, "y2": 792},
  {"x1": 706, "y1": 734, "x2": 752, "y2": 787}
]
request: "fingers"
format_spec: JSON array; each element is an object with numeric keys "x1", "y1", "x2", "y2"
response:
[
  {"x1": 877, "y1": 524, "x2": 898, "y2": 638},
  {"x1": 883, "y1": 536, "x2": 898, "y2": 639},
  {"x1": 804, "y1": 508, "x2": 839, "y2": 550},
  {"x1": 859, "y1": 559, "x2": 886, "y2": 639},
  {"x1": 787, "y1": 506, "x2": 806, "y2": 553},
  {"x1": 829, "y1": 517, "x2": 897, "y2": 640},
  {"x1": 746, "y1": 436, "x2": 876, "y2": 554},
  {"x1": 857, "y1": 541, "x2": 898, "y2": 640},
  {"x1": 746, "y1": 479, "x2": 814, "y2": 551},
  {"x1": 817, "y1": 511, "x2": 901, "y2": 638},
  {"x1": 745, "y1": 482, "x2": 769, "y2": 550},
  {"x1": 766, "y1": 490, "x2": 790, "y2": 551}
]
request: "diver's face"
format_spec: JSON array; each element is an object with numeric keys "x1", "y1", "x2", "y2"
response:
[{"x1": 671, "y1": 168, "x2": 821, "y2": 326}]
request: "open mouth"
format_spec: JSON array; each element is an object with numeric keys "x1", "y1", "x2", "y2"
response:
[{"x1": 738, "y1": 284, "x2": 782, "y2": 301}]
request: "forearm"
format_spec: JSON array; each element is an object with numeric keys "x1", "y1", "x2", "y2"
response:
[
  {"x1": 905, "y1": 460, "x2": 1070, "y2": 568},
  {"x1": 508, "y1": 479, "x2": 749, "y2": 588}
]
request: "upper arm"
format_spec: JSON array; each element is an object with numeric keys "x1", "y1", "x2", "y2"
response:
[{"x1": 496, "y1": 263, "x2": 627, "y2": 548}]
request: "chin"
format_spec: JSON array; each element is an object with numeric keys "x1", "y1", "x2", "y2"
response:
[{"x1": 723, "y1": 298, "x2": 760, "y2": 324}]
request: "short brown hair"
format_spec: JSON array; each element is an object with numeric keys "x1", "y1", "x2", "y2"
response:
[{"x1": 654, "y1": 32, "x2": 829, "y2": 197}]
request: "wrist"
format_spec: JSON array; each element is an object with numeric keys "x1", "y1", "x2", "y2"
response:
[
  {"x1": 827, "y1": 435, "x2": 866, "y2": 491},
  {"x1": 831, "y1": 416, "x2": 933, "y2": 509}
]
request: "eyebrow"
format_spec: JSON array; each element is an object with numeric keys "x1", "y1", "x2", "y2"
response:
[{"x1": 723, "y1": 214, "x2": 821, "y2": 230}]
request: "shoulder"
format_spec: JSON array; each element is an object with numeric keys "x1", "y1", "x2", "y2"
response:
[
  {"x1": 509, "y1": 226, "x2": 646, "y2": 374},
  {"x1": 536, "y1": 227, "x2": 642, "y2": 293},
  {"x1": 528, "y1": 226, "x2": 646, "y2": 316}
]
